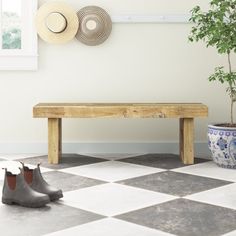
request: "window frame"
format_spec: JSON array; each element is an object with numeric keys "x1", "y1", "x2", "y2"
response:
[{"x1": 0, "y1": 0, "x2": 38, "y2": 70}]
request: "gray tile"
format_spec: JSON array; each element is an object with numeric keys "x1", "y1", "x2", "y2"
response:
[
  {"x1": 117, "y1": 171, "x2": 232, "y2": 197},
  {"x1": 0, "y1": 202, "x2": 104, "y2": 236},
  {"x1": 17, "y1": 154, "x2": 107, "y2": 170},
  {"x1": 42, "y1": 171, "x2": 107, "y2": 192},
  {"x1": 116, "y1": 198, "x2": 236, "y2": 236},
  {"x1": 120, "y1": 154, "x2": 210, "y2": 169}
]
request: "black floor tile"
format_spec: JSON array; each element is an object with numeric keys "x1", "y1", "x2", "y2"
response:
[
  {"x1": 117, "y1": 171, "x2": 232, "y2": 197},
  {"x1": 120, "y1": 154, "x2": 210, "y2": 169},
  {"x1": 42, "y1": 171, "x2": 107, "y2": 192},
  {"x1": 17, "y1": 154, "x2": 107, "y2": 170},
  {"x1": 116, "y1": 198, "x2": 236, "y2": 236},
  {"x1": 0, "y1": 202, "x2": 104, "y2": 236}
]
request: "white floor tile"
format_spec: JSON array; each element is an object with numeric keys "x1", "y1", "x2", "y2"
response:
[
  {"x1": 61, "y1": 183, "x2": 177, "y2": 216},
  {"x1": 222, "y1": 230, "x2": 236, "y2": 236},
  {"x1": 0, "y1": 153, "x2": 45, "y2": 160},
  {"x1": 173, "y1": 161, "x2": 236, "y2": 182},
  {"x1": 45, "y1": 218, "x2": 175, "y2": 236},
  {"x1": 184, "y1": 183, "x2": 236, "y2": 210},
  {"x1": 0, "y1": 184, "x2": 2, "y2": 205},
  {"x1": 61, "y1": 161, "x2": 164, "y2": 182}
]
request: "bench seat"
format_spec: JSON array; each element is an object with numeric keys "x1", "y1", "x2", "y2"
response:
[{"x1": 33, "y1": 103, "x2": 208, "y2": 164}]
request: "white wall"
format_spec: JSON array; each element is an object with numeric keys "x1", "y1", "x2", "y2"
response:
[{"x1": 0, "y1": 0, "x2": 235, "y2": 155}]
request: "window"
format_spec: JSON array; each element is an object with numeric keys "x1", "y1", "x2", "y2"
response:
[{"x1": 0, "y1": 0, "x2": 38, "y2": 70}]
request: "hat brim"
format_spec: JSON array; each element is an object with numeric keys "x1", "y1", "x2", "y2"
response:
[
  {"x1": 76, "y1": 6, "x2": 112, "y2": 46},
  {"x1": 35, "y1": 1, "x2": 79, "y2": 44}
]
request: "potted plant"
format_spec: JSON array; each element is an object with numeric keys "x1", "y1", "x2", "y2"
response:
[{"x1": 189, "y1": 0, "x2": 236, "y2": 168}]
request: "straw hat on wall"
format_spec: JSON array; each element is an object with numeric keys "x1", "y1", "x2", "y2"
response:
[
  {"x1": 76, "y1": 6, "x2": 112, "y2": 46},
  {"x1": 35, "y1": 1, "x2": 79, "y2": 44}
]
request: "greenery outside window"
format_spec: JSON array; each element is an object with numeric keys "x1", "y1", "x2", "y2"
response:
[{"x1": 0, "y1": 0, "x2": 38, "y2": 70}]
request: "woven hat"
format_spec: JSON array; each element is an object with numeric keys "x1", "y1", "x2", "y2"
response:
[
  {"x1": 76, "y1": 6, "x2": 112, "y2": 46},
  {"x1": 35, "y1": 1, "x2": 79, "y2": 44}
]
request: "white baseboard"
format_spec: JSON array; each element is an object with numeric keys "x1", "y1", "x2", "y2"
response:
[{"x1": 0, "y1": 141, "x2": 211, "y2": 158}]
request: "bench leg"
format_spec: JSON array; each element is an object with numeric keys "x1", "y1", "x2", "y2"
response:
[
  {"x1": 59, "y1": 118, "x2": 62, "y2": 156},
  {"x1": 179, "y1": 118, "x2": 194, "y2": 164},
  {"x1": 48, "y1": 118, "x2": 62, "y2": 164}
]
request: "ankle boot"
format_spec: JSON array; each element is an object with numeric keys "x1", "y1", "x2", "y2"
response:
[
  {"x1": 21, "y1": 163, "x2": 63, "y2": 201},
  {"x1": 2, "y1": 169, "x2": 50, "y2": 208}
]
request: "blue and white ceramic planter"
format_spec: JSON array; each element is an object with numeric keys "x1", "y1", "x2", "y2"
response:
[{"x1": 208, "y1": 124, "x2": 236, "y2": 169}]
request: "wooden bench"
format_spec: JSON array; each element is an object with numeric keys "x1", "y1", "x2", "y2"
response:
[{"x1": 33, "y1": 103, "x2": 208, "y2": 164}]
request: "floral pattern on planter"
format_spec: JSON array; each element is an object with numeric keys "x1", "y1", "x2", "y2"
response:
[
  {"x1": 216, "y1": 137, "x2": 227, "y2": 151},
  {"x1": 208, "y1": 125, "x2": 236, "y2": 169}
]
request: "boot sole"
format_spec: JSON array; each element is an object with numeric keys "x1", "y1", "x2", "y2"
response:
[{"x1": 2, "y1": 197, "x2": 50, "y2": 208}]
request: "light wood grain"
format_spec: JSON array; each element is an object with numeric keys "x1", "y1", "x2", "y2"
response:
[
  {"x1": 48, "y1": 118, "x2": 61, "y2": 164},
  {"x1": 34, "y1": 103, "x2": 207, "y2": 165},
  {"x1": 58, "y1": 118, "x2": 62, "y2": 158},
  {"x1": 33, "y1": 103, "x2": 208, "y2": 118},
  {"x1": 179, "y1": 118, "x2": 194, "y2": 164}
]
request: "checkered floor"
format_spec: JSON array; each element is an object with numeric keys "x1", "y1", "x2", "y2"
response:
[{"x1": 1, "y1": 153, "x2": 236, "y2": 236}]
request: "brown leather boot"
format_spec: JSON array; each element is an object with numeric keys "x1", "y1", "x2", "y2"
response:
[
  {"x1": 21, "y1": 163, "x2": 63, "y2": 201},
  {"x1": 2, "y1": 169, "x2": 50, "y2": 208}
]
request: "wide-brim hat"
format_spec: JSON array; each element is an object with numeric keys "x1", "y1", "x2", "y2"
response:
[
  {"x1": 35, "y1": 1, "x2": 79, "y2": 44},
  {"x1": 76, "y1": 6, "x2": 112, "y2": 46}
]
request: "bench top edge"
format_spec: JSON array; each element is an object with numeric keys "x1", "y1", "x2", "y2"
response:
[
  {"x1": 33, "y1": 102, "x2": 208, "y2": 118},
  {"x1": 34, "y1": 102, "x2": 208, "y2": 108}
]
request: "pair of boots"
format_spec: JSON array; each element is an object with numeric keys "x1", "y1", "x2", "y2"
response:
[{"x1": 2, "y1": 163, "x2": 63, "y2": 208}]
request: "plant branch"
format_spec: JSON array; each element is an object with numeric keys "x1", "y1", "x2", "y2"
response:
[
  {"x1": 231, "y1": 99, "x2": 234, "y2": 124},
  {"x1": 227, "y1": 52, "x2": 234, "y2": 124},
  {"x1": 227, "y1": 52, "x2": 232, "y2": 74}
]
